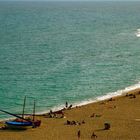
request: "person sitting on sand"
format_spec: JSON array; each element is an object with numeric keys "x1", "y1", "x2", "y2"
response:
[
  {"x1": 95, "y1": 114, "x2": 102, "y2": 117},
  {"x1": 60, "y1": 112, "x2": 65, "y2": 118},
  {"x1": 90, "y1": 113, "x2": 102, "y2": 118},
  {"x1": 91, "y1": 132, "x2": 97, "y2": 139},
  {"x1": 108, "y1": 98, "x2": 115, "y2": 102},
  {"x1": 76, "y1": 121, "x2": 81, "y2": 125},
  {"x1": 132, "y1": 94, "x2": 136, "y2": 98},
  {"x1": 65, "y1": 120, "x2": 85, "y2": 125},
  {"x1": 127, "y1": 94, "x2": 136, "y2": 99},
  {"x1": 126, "y1": 93, "x2": 133, "y2": 97},
  {"x1": 66, "y1": 120, "x2": 71, "y2": 125},
  {"x1": 125, "y1": 93, "x2": 129, "y2": 97},
  {"x1": 67, "y1": 104, "x2": 72, "y2": 110},
  {"x1": 90, "y1": 113, "x2": 95, "y2": 118},
  {"x1": 104, "y1": 122, "x2": 110, "y2": 130},
  {"x1": 81, "y1": 120, "x2": 85, "y2": 124},
  {"x1": 48, "y1": 110, "x2": 53, "y2": 118},
  {"x1": 71, "y1": 120, "x2": 76, "y2": 125}
]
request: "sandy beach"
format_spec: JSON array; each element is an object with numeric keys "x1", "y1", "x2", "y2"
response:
[{"x1": 0, "y1": 89, "x2": 140, "y2": 140}]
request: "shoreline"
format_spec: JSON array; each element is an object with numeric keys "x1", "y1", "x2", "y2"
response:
[
  {"x1": 20, "y1": 84, "x2": 140, "y2": 113},
  {"x1": 1, "y1": 83, "x2": 140, "y2": 122},
  {"x1": 34, "y1": 83, "x2": 140, "y2": 116},
  {"x1": 0, "y1": 85, "x2": 140, "y2": 139}
]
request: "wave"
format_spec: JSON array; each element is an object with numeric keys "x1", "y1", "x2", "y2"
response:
[{"x1": 135, "y1": 29, "x2": 140, "y2": 37}]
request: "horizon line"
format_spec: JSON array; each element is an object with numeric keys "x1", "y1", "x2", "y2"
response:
[{"x1": 1, "y1": 0, "x2": 140, "y2": 2}]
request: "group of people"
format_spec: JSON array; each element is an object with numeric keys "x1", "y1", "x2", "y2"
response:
[
  {"x1": 46, "y1": 101, "x2": 73, "y2": 119},
  {"x1": 65, "y1": 101, "x2": 73, "y2": 110},
  {"x1": 77, "y1": 130, "x2": 97, "y2": 139},
  {"x1": 47, "y1": 110, "x2": 65, "y2": 118},
  {"x1": 126, "y1": 93, "x2": 136, "y2": 98},
  {"x1": 65, "y1": 120, "x2": 85, "y2": 126},
  {"x1": 90, "y1": 113, "x2": 102, "y2": 118},
  {"x1": 77, "y1": 122, "x2": 110, "y2": 139}
]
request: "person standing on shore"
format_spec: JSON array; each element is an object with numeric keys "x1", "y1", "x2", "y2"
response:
[
  {"x1": 77, "y1": 130, "x2": 81, "y2": 139},
  {"x1": 65, "y1": 101, "x2": 68, "y2": 108}
]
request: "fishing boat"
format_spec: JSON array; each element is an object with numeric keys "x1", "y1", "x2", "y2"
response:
[
  {"x1": 0, "y1": 97, "x2": 41, "y2": 129},
  {"x1": 5, "y1": 120, "x2": 33, "y2": 129},
  {"x1": 5, "y1": 117, "x2": 41, "y2": 129}
]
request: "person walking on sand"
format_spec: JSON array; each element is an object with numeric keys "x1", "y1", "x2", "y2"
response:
[
  {"x1": 91, "y1": 132, "x2": 97, "y2": 139},
  {"x1": 77, "y1": 130, "x2": 81, "y2": 139}
]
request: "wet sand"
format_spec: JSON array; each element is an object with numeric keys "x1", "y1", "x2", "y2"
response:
[{"x1": 0, "y1": 89, "x2": 140, "y2": 140}]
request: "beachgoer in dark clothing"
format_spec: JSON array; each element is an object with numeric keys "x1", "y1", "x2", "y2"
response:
[
  {"x1": 66, "y1": 120, "x2": 71, "y2": 125},
  {"x1": 133, "y1": 94, "x2": 136, "y2": 98},
  {"x1": 82, "y1": 120, "x2": 85, "y2": 124},
  {"x1": 71, "y1": 121, "x2": 76, "y2": 125},
  {"x1": 68, "y1": 104, "x2": 72, "y2": 109},
  {"x1": 91, "y1": 132, "x2": 97, "y2": 139},
  {"x1": 77, "y1": 130, "x2": 81, "y2": 139},
  {"x1": 104, "y1": 122, "x2": 110, "y2": 130},
  {"x1": 66, "y1": 101, "x2": 68, "y2": 108}
]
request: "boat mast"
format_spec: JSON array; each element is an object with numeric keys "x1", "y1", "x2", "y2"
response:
[
  {"x1": 22, "y1": 96, "x2": 26, "y2": 118},
  {"x1": 33, "y1": 100, "x2": 35, "y2": 121}
]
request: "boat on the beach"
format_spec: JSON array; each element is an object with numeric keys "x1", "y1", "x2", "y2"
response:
[
  {"x1": 0, "y1": 97, "x2": 41, "y2": 129},
  {"x1": 4, "y1": 117, "x2": 41, "y2": 129},
  {"x1": 5, "y1": 120, "x2": 33, "y2": 129}
]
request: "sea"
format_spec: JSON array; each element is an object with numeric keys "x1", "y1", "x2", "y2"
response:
[{"x1": 0, "y1": 1, "x2": 140, "y2": 119}]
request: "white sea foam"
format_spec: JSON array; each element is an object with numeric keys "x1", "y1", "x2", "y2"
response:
[
  {"x1": 0, "y1": 117, "x2": 15, "y2": 122},
  {"x1": 92, "y1": 82, "x2": 140, "y2": 102},
  {"x1": 69, "y1": 82, "x2": 140, "y2": 108},
  {"x1": 37, "y1": 82, "x2": 140, "y2": 114},
  {"x1": 135, "y1": 29, "x2": 140, "y2": 37},
  {"x1": 35, "y1": 104, "x2": 66, "y2": 115}
]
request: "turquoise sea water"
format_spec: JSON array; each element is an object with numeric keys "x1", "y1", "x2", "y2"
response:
[{"x1": 0, "y1": 1, "x2": 140, "y2": 119}]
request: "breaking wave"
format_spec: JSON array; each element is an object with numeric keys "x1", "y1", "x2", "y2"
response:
[{"x1": 135, "y1": 29, "x2": 140, "y2": 37}]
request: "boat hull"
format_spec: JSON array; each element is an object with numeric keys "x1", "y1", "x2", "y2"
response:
[{"x1": 5, "y1": 121, "x2": 33, "y2": 129}]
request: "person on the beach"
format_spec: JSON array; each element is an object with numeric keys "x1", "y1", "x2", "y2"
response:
[
  {"x1": 104, "y1": 122, "x2": 110, "y2": 130},
  {"x1": 90, "y1": 113, "x2": 95, "y2": 117},
  {"x1": 61, "y1": 112, "x2": 65, "y2": 118},
  {"x1": 91, "y1": 132, "x2": 97, "y2": 139},
  {"x1": 133, "y1": 94, "x2": 136, "y2": 98},
  {"x1": 77, "y1": 130, "x2": 81, "y2": 139},
  {"x1": 108, "y1": 98, "x2": 115, "y2": 102},
  {"x1": 65, "y1": 101, "x2": 68, "y2": 108},
  {"x1": 68, "y1": 104, "x2": 72, "y2": 109},
  {"x1": 82, "y1": 120, "x2": 85, "y2": 124}
]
